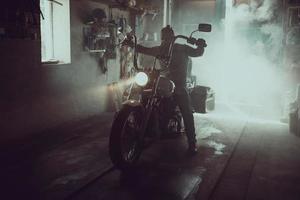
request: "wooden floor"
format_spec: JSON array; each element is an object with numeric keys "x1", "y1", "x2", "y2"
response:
[{"x1": 1, "y1": 105, "x2": 300, "y2": 200}]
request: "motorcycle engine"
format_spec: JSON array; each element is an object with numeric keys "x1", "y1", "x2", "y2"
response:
[{"x1": 156, "y1": 76, "x2": 175, "y2": 97}]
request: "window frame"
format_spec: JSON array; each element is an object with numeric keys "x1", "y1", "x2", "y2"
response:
[{"x1": 40, "y1": 0, "x2": 71, "y2": 65}]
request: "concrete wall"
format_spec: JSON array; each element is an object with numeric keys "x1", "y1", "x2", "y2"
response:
[
  {"x1": 0, "y1": 0, "x2": 129, "y2": 144},
  {"x1": 173, "y1": 0, "x2": 216, "y2": 33}
]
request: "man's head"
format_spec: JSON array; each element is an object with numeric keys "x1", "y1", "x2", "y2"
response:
[{"x1": 161, "y1": 25, "x2": 174, "y2": 43}]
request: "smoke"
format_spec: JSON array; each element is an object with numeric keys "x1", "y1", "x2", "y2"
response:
[
  {"x1": 189, "y1": 0, "x2": 284, "y2": 119},
  {"x1": 260, "y1": 23, "x2": 283, "y2": 62},
  {"x1": 230, "y1": 0, "x2": 278, "y2": 22},
  {"x1": 251, "y1": 0, "x2": 278, "y2": 21}
]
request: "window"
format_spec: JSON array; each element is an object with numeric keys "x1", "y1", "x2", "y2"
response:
[{"x1": 40, "y1": 0, "x2": 71, "y2": 64}]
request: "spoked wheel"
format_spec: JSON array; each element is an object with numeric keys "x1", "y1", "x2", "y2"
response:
[{"x1": 109, "y1": 106, "x2": 143, "y2": 170}]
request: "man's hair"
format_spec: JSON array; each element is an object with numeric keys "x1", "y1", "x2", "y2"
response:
[{"x1": 161, "y1": 25, "x2": 174, "y2": 41}]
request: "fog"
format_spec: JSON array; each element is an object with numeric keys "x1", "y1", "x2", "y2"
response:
[{"x1": 187, "y1": 0, "x2": 284, "y2": 119}]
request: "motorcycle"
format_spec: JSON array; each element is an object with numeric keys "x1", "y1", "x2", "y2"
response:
[{"x1": 109, "y1": 23, "x2": 212, "y2": 170}]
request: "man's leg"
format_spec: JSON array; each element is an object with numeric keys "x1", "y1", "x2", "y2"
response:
[
  {"x1": 159, "y1": 97, "x2": 177, "y2": 133},
  {"x1": 174, "y1": 88, "x2": 197, "y2": 152}
]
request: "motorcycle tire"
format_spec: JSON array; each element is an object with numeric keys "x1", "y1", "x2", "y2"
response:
[
  {"x1": 289, "y1": 109, "x2": 298, "y2": 134},
  {"x1": 109, "y1": 106, "x2": 143, "y2": 170}
]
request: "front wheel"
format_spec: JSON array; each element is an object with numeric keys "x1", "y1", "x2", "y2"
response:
[{"x1": 109, "y1": 106, "x2": 143, "y2": 170}]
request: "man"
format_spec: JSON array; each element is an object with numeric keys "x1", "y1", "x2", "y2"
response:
[{"x1": 125, "y1": 25, "x2": 206, "y2": 154}]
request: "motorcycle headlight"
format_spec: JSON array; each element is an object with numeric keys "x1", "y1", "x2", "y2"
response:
[{"x1": 134, "y1": 72, "x2": 149, "y2": 86}]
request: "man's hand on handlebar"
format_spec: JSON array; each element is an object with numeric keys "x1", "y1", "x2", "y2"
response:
[
  {"x1": 187, "y1": 37, "x2": 207, "y2": 48},
  {"x1": 121, "y1": 38, "x2": 134, "y2": 48},
  {"x1": 196, "y1": 38, "x2": 207, "y2": 48},
  {"x1": 121, "y1": 33, "x2": 135, "y2": 47}
]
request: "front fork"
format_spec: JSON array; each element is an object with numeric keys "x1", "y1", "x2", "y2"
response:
[
  {"x1": 138, "y1": 98, "x2": 159, "y2": 145},
  {"x1": 138, "y1": 75, "x2": 161, "y2": 147}
]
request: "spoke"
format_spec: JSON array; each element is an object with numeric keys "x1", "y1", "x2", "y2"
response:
[{"x1": 121, "y1": 111, "x2": 140, "y2": 162}]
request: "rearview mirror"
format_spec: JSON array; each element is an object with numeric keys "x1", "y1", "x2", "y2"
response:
[{"x1": 198, "y1": 24, "x2": 212, "y2": 32}]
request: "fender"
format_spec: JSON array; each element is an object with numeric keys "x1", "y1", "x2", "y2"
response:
[
  {"x1": 122, "y1": 99, "x2": 143, "y2": 108},
  {"x1": 122, "y1": 99, "x2": 150, "y2": 140},
  {"x1": 113, "y1": 100, "x2": 144, "y2": 120}
]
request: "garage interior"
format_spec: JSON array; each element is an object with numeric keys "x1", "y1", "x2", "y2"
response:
[{"x1": 1, "y1": 0, "x2": 300, "y2": 199}]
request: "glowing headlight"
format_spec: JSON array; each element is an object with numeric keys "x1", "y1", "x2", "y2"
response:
[{"x1": 134, "y1": 72, "x2": 149, "y2": 86}]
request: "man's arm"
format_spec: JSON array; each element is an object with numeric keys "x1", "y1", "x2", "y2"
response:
[
  {"x1": 122, "y1": 38, "x2": 160, "y2": 57},
  {"x1": 136, "y1": 45, "x2": 160, "y2": 57}
]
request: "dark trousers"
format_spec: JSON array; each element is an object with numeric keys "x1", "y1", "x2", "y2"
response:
[{"x1": 174, "y1": 87, "x2": 196, "y2": 145}]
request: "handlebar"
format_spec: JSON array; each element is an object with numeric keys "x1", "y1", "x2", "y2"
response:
[
  {"x1": 122, "y1": 33, "x2": 139, "y2": 71},
  {"x1": 174, "y1": 35, "x2": 204, "y2": 46},
  {"x1": 123, "y1": 33, "x2": 205, "y2": 71}
]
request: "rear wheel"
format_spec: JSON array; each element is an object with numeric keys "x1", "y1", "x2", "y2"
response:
[
  {"x1": 109, "y1": 106, "x2": 143, "y2": 170},
  {"x1": 289, "y1": 109, "x2": 298, "y2": 134}
]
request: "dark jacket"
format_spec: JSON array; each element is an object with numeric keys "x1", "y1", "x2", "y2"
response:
[{"x1": 136, "y1": 43, "x2": 204, "y2": 87}]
